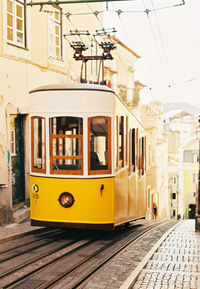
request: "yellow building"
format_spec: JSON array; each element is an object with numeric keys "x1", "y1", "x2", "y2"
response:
[
  {"x1": 181, "y1": 139, "x2": 199, "y2": 219},
  {"x1": 141, "y1": 101, "x2": 170, "y2": 220}
]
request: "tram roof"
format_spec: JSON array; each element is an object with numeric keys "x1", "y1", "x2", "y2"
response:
[{"x1": 29, "y1": 83, "x2": 114, "y2": 94}]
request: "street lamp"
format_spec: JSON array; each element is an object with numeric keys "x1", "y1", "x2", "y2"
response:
[{"x1": 195, "y1": 116, "x2": 200, "y2": 230}]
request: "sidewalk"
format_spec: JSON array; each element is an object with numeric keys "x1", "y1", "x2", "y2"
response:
[{"x1": 0, "y1": 220, "x2": 41, "y2": 243}]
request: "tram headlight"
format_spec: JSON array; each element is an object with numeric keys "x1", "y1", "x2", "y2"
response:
[{"x1": 58, "y1": 192, "x2": 74, "y2": 208}]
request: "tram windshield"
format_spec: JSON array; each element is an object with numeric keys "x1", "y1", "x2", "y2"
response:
[{"x1": 49, "y1": 117, "x2": 83, "y2": 174}]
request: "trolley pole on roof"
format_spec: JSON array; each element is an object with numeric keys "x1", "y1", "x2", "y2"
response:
[
  {"x1": 70, "y1": 42, "x2": 115, "y2": 84},
  {"x1": 64, "y1": 29, "x2": 116, "y2": 84}
]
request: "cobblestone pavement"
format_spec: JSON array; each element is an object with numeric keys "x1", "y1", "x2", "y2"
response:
[
  {"x1": 132, "y1": 220, "x2": 200, "y2": 289},
  {"x1": 82, "y1": 220, "x2": 177, "y2": 289}
]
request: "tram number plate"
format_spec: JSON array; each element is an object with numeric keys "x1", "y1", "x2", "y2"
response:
[{"x1": 32, "y1": 184, "x2": 39, "y2": 200}]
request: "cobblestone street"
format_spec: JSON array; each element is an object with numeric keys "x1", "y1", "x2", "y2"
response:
[
  {"x1": 82, "y1": 220, "x2": 177, "y2": 289},
  {"x1": 132, "y1": 220, "x2": 200, "y2": 289}
]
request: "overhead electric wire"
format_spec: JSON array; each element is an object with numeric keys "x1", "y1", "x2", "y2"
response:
[
  {"x1": 149, "y1": 0, "x2": 175, "y2": 86},
  {"x1": 39, "y1": 0, "x2": 185, "y2": 19},
  {"x1": 86, "y1": 3, "x2": 104, "y2": 30},
  {"x1": 141, "y1": 0, "x2": 174, "y2": 86},
  {"x1": 108, "y1": 1, "x2": 138, "y2": 51}
]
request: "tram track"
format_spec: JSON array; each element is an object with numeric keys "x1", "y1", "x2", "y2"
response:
[
  {"x1": 0, "y1": 220, "x2": 169, "y2": 289},
  {"x1": 0, "y1": 229, "x2": 71, "y2": 262},
  {"x1": 0, "y1": 230, "x2": 94, "y2": 285},
  {"x1": 44, "y1": 221, "x2": 166, "y2": 289}
]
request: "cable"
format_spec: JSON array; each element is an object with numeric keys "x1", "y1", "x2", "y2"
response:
[
  {"x1": 107, "y1": 1, "x2": 138, "y2": 50},
  {"x1": 149, "y1": 0, "x2": 175, "y2": 85},
  {"x1": 141, "y1": 0, "x2": 173, "y2": 85}
]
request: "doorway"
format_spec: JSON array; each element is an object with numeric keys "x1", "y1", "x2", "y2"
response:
[
  {"x1": 188, "y1": 204, "x2": 196, "y2": 219},
  {"x1": 10, "y1": 115, "x2": 25, "y2": 205}
]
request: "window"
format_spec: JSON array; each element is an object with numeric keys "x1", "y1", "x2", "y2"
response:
[
  {"x1": 139, "y1": 136, "x2": 145, "y2": 176},
  {"x1": 125, "y1": 116, "x2": 128, "y2": 165},
  {"x1": 147, "y1": 187, "x2": 151, "y2": 209},
  {"x1": 49, "y1": 117, "x2": 83, "y2": 175},
  {"x1": 10, "y1": 115, "x2": 17, "y2": 156},
  {"x1": 88, "y1": 116, "x2": 111, "y2": 175},
  {"x1": 7, "y1": 0, "x2": 26, "y2": 47},
  {"x1": 10, "y1": 130, "x2": 16, "y2": 155},
  {"x1": 119, "y1": 116, "x2": 124, "y2": 168},
  {"x1": 49, "y1": 6, "x2": 62, "y2": 58},
  {"x1": 132, "y1": 129, "x2": 136, "y2": 172},
  {"x1": 172, "y1": 193, "x2": 176, "y2": 200},
  {"x1": 136, "y1": 128, "x2": 138, "y2": 170},
  {"x1": 129, "y1": 128, "x2": 136, "y2": 173},
  {"x1": 115, "y1": 116, "x2": 119, "y2": 170},
  {"x1": 31, "y1": 117, "x2": 46, "y2": 173}
]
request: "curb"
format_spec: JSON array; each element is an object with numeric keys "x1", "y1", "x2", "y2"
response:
[{"x1": 0, "y1": 224, "x2": 44, "y2": 243}]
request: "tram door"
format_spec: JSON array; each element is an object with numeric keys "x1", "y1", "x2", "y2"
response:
[{"x1": 10, "y1": 115, "x2": 25, "y2": 205}]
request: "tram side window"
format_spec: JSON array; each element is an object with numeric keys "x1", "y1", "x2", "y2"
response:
[
  {"x1": 139, "y1": 136, "x2": 145, "y2": 176},
  {"x1": 31, "y1": 117, "x2": 46, "y2": 173},
  {"x1": 49, "y1": 117, "x2": 83, "y2": 174},
  {"x1": 88, "y1": 116, "x2": 111, "y2": 175},
  {"x1": 119, "y1": 116, "x2": 124, "y2": 168},
  {"x1": 125, "y1": 116, "x2": 128, "y2": 166},
  {"x1": 129, "y1": 128, "x2": 136, "y2": 173},
  {"x1": 115, "y1": 116, "x2": 119, "y2": 171}
]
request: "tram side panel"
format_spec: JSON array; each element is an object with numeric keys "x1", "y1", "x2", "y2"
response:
[
  {"x1": 114, "y1": 169, "x2": 129, "y2": 225},
  {"x1": 128, "y1": 173, "x2": 139, "y2": 219},
  {"x1": 113, "y1": 97, "x2": 146, "y2": 224},
  {"x1": 138, "y1": 177, "x2": 146, "y2": 217}
]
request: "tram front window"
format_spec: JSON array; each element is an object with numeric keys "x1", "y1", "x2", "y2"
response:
[
  {"x1": 88, "y1": 116, "x2": 111, "y2": 174},
  {"x1": 49, "y1": 117, "x2": 83, "y2": 174}
]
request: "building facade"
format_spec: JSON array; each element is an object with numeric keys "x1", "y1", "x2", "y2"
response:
[
  {"x1": 140, "y1": 102, "x2": 170, "y2": 220},
  {"x1": 0, "y1": 0, "x2": 145, "y2": 225},
  {"x1": 180, "y1": 139, "x2": 199, "y2": 219}
]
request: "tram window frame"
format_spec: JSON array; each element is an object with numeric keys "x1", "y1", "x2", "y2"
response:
[
  {"x1": 88, "y1": 116, "x2": 111, "y2": 175},
  {"x1": 31, "y1": 117, "x2": 46, "y2": 174},
  {"x1": 115, "y1": 116, "x2": 119, "y2": 171},
  {"x1": 119, "y1": 116, "x2": 124, "y2": 169},
  {"x1": 139, "y1": 136, "x2": 145, "y2": 176},
  {"x1": 49, "y1": 117, "x2": 83, "y2": 175},
  {"x1": 136, "y1": 128, "x2": 139, "y2": 171},
  {"x1": 129, "y1": 128, "x2": 136, "y2": 173},
  {"x1": 125, "y1": 116, "x2": 128, "y2": 166}
]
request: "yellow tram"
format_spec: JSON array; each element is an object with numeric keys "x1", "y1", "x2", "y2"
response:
[{"x1": 30, "y1": 83, "x2": 146, "y2": 230}]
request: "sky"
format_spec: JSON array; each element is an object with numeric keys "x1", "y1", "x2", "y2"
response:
[{"x1": 103, "y1": 0, "x2": 200, "y2": 106}]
